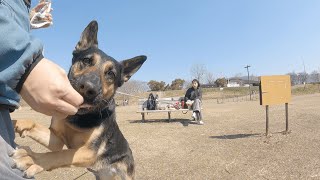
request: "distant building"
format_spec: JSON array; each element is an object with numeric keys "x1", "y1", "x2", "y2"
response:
[
  {"x1": 227, "y1": 78, "x2": 260, "y2": 87},
  {"x1": 227, "y1": 78, "x2": 242, "y2": 87},
  {"x1": 242, "y1": 79, "x2": 260, "y2": 86},
  {"x1": 201, "y1": 84, "x2": 216, "y2": 88}
]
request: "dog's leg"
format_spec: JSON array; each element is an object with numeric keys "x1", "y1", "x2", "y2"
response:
[
  {"x1": 12, "y1": 120, "x2": 64, "y2": 151},
  {"x1": 11, "y1": 146, "x2": 96, "y2": 178}
]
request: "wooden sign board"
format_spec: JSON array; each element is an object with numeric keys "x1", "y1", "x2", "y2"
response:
[{"x1": 260, "y1": 75, "x2": 291, "y2": 106}]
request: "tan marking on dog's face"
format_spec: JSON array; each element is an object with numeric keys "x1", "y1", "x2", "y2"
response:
[
  {"x1": 72, "y1": 53, "x2": 101, "y2": 77},
  {"x1": 101, "y1": 61, "x2": 116, "y2": 100}
]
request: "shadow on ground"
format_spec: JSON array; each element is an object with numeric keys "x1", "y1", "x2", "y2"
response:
[
  {"x1": 210, "y1": 133, "x2": 261, "y2": 139},
  {"x1": 129, "y1": 118, "x2": 201, "y2": 126}
]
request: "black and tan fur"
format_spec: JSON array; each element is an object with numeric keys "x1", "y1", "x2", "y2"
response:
[{"x1": 11, "y1": 21, "x2": 146, "y2": 179}]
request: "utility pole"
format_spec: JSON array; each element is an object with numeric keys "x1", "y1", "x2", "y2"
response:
[
  {"x1": 244, "y1": 65, "x2": 251, "y2": 100},
  {"x1": 302, "y1": 58, "x2": 307, "y2": 90}
]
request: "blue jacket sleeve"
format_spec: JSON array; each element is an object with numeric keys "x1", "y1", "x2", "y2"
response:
[{"x1": 0, "y1": 0, "x2": 43, "y2": 108}]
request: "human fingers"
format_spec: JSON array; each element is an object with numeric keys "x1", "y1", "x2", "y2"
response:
[
  {"x1": 55, "y1": 99, "x2": 79, "y2": 116},
  {"x1": 62, "y1": 85, "x2": 84, "y2": 108}
]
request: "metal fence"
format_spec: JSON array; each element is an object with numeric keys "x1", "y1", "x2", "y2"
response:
[{"x1": 216, "y1": 92, "x2": 260, "y2": 104}]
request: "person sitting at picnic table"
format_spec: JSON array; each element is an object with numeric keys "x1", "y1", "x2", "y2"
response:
[{"x1": 184, "y1": 79, "x2": 204, "y2": 125}]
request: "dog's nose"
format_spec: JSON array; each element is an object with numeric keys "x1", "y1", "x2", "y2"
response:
[{"x1": 79, "y1": 81, "x2": 98, "y2": 100}]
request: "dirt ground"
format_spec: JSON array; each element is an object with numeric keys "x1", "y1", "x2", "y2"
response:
[{"x1": 11, "y1": 93, "x2": 320, "y2": 180}]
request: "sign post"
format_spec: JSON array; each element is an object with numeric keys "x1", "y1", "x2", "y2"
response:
[
  {"x1": 285, "y1": 103, "x2": 289, "y2": 132},
  {"x1": 259, "y1": 75, "x2": 291, "y2": 136},
  {"x1": 266, "y1": 105, "x2": 269, "y2": 136}
]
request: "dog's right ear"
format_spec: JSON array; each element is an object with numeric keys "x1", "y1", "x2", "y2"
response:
[{"x1": 75, "y1": 20, "x2": 98, "y2": 51}]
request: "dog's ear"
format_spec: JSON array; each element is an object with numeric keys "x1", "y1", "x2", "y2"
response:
[
  {"x1": 121, "y1": 55, "x2": 147, "y2": 83},
  {"x1": 75, "y1": 20, "x2": 98, "y2": 51}
]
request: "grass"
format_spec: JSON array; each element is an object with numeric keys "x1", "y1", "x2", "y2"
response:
[{"x1": 292, "y1": 83, "x2": 320, "y2": 95}]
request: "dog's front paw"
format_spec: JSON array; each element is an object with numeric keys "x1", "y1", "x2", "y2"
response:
[
  {"x1": 12, "y1": 120, "x2": 35, "y2": 138},
  {"x1": 11, "y1": 147, "x2": 44, "y2": 178}
]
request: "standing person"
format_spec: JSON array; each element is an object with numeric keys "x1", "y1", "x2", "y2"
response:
[
  {"x1": 0, "y1": 0, "x2": 83, "y2": 179},
  {"x1": 185, "y1": 79, "x2": 204, "y2": 125}
]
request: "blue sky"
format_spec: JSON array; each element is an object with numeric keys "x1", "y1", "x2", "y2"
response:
[{"x1": 31, "y1": 0, "x2": 320, "y2": 84}]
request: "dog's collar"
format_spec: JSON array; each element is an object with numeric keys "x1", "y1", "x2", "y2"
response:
[
  {"x1": 77, "y1": 107, "x2": 114, "y2": 118},
  {"x1": 67, "y1": 107, "x2": 114, "y2": 129}
]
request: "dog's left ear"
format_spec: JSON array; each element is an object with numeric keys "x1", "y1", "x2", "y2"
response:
[
  {"x1": 121, "y1": 55, "x2": 147, "y2": 83},
  {"x1": 75, "y1": 20, "x2": 98, "y2": 51}
]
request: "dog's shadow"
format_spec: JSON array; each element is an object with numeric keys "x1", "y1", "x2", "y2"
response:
[{"x1": 129, "y1": 118, "x2": 198, "y2": 126}]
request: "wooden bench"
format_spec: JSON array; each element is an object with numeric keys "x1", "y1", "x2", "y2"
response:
[{"x1": 136, "y1": 97, "x2": 192, "y2": 122}]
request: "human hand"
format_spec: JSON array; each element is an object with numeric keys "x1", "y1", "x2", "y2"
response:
[{"x1": 20, "y1": 59, "x2": 84, "y2": 119}]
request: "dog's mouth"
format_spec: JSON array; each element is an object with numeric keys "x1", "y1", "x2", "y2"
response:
[
  {"x1": 80, "y1": 103, "x2": 94, "y2": 109},
  {"x1": 77, "y1": 103, "x2": 95, "y2": 115},
  {"x1": 77, "y1": 99, "x2": 112, "y2": 115}
]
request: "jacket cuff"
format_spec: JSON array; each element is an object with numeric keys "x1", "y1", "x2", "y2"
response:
[{"x1": 15, "y1": 54, "x2": 44, "y2": 93}]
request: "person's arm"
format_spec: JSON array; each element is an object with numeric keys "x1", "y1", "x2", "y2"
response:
[
  {"x1": 0, "y1": 3, "x2": 83, "y2": 117},
  {"x1": 191, "y1": 88, "x2": 202, "y2": 100},
  {"x1": 0, "y1": 3, "x2": 43, "y2": 108},
  {"x1": 184, "y1": 88, "x2": 192, "y2": 100}
]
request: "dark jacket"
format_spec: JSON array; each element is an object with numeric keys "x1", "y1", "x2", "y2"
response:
[{"x1": 185, "y1": 87, "x2": 202, "y2": 101}]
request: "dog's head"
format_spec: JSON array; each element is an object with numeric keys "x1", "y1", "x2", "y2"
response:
[{"x1": 68, "y1": 21, "x2": 146, "y2": 114}]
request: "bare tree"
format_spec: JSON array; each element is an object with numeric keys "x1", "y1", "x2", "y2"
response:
[
  {"x1": 298, "y1": 72, "x2": 308, "y2": 84},
  {"x1": 183, "y1": 79, "x2": 192, "y2": 89},
  {"x1": 205, "y1": 72, "x2": 215, "y2": 84},
  {"x1": 310, "y1": 70, "x2": 319, "y2": 83},
  {"x1": 311, "y1": 68, "x2": 320, "y2": 92},
  {"x1": 190, "y1": 64, "x2": 207, "y2": 83},
  {"x1": 287, "y1": 72, "x2": 299, "y2": 85}
]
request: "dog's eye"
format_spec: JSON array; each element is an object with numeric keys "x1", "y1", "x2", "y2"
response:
[
  {"x1": 105, "y1": 71, "x2": 115, "y2": 82},
  {"x1": 82, "y1": 58, "x2": 93, "y2": 66},
  {"x1": 78, "y1": 58, "x2": 93, "y2": 70},
  {"x1": 106, "y1": 71, "x2": 115, "y2": 77}
]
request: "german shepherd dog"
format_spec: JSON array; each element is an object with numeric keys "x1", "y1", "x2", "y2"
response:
[{"x1": 11, "y1": 21, "x2": 146, "y2": 179}]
